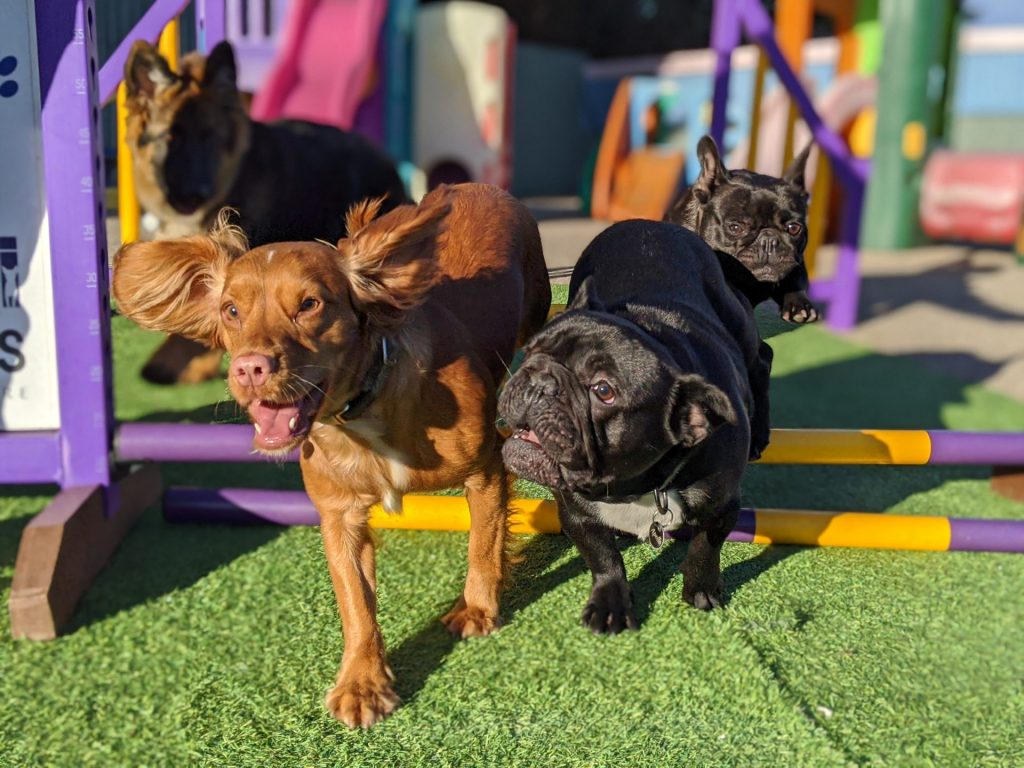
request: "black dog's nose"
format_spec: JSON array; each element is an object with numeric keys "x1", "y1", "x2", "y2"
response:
[
  {"x1": 533, "y1": 370, "x2": 559, "y2": 397},
  {"x1": 759, "y1": 232, "x2": 779, "y2": 262}
]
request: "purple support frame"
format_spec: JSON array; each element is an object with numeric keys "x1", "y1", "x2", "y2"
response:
[
  {"x1": 37, "y1": 0, "x2": 115, "y2": 490},
  {"x1": 0, "y1": 432, "x2": 62, "y2": 485},
  {"x1": 708, "y1": 0, "x2": 740, "y2": 146},
  {"x1": 194, "y1": 0, "x2": 226, "y2": 54},
  {"x1": 708, "y1": 0, "x2": 866, "y2": 331}
]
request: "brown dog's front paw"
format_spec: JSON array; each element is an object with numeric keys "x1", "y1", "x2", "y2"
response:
[
  {"x1": 441, "y1": 599, "x2": 502, "y2": 638},
  {"x1": 325, "y1": 674, "x2": 401, "y2": 729},
  {"x1": 779, "y1": 292, "x2": 819, "y2": 324}
]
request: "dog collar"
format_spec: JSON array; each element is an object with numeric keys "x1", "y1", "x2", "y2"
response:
[
  {"x1": 646, "y1": 446, "x2": 701, "y2": 549},
  {"x1": 647, "y1": 489, "x2": 675, "y2": 548},
  {"x1": 334, "y1": 337, "x2": 395, "y2": 423}
]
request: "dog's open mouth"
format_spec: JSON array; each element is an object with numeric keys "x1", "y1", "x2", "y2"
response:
[
  {"x1": 512, "y1": 428, "x2": 543, "y2": 447},
  {"x1": 248, "y1": 386, "x2": 326, "y2": 452},
  {"x1": 504, "y1": 427, "x2": 564, "y2": 488}
]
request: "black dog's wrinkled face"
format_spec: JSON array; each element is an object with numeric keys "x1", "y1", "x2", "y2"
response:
[
  {"x1": 498, "y1": 283, "x2": 735, "y2": 499},
  {"x1": 668, "y1": 136, "x2": 809, "y2": 284}
]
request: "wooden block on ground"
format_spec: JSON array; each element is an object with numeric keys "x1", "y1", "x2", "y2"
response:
[
  {"x1": 8, "y1": 463, "x2": 161, "y2": 640},
  {"x1": 991, "y1": 465, "x2": 1024, "y2": 504}
]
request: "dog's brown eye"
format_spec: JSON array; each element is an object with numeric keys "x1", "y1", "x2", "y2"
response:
[
  {"x1": 591, "y1": 380, "x2": 615, "y2": 404},
  {"x1": 298, "y1": 297, "x2": 320, "y2": 313},
  {"x1": 223, "y1": 303, "x2": 238, "y2": 320},
  {"x1": 726, "y1": 221, "x2": 744, "y2": 236},
  {"x1": 787, "y1": 222, "x2": 803, "y2": 236}
]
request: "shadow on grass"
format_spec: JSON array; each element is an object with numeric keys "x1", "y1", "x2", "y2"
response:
[
  {"x1": 62, "y1": 460, "x2": 303, "y2": 634},
  {"x1": 389, "y1": 533, "x2": 580, "y2": 702},
  {"x1": 0, "y1": 515, "x2": 32, "y2": 594},
  {"x1": 389, "y1": 532, "x2": 801, "y2": 703},
  {"x1": 857, "y1": 252, "x2": 1024, "y2": 326},
  {"x1": 66, "y1": 510, "x2": 284, "y2": 634}
]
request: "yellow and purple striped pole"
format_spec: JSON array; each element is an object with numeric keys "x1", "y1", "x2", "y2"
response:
[
  {"x1": 720, "y1": 508, "x2": 1024, "y2": 554},
  {"x1": 756, "y1": 429, "x2": 1024, "y2": 466},
  {"x1": 162, "y1": 490, "x2": 1024, "y2": 554}
]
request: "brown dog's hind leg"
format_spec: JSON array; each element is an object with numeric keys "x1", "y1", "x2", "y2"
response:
[
  {"x1": 442, "y1": 450, "x2": 508, "y2": 638},
  {"x1": 141, "y1": 334, "x2": 224, "y2": 385},
  {"x1": 319, "y1": 506, "x2": 400, "y2": 729}
]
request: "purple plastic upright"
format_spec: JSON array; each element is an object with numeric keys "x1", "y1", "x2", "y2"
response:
[{"x1": 39, "y1": 0, "x2": 115, "y2": 490}]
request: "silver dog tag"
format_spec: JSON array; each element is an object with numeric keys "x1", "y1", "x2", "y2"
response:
[{"x1": 648, "y1": 520, "x2": 666, "y2": 549}]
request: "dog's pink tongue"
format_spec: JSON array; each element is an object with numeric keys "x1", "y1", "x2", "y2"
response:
[{"x1": 249, "y1": 400, "x2": 301, "y2": 449}]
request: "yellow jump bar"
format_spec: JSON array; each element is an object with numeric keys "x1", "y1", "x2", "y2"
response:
[{"x1": 756, "y1": 429, "x2": 933, "y2": 465}]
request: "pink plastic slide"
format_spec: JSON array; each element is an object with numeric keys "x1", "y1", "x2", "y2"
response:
[{"x1": 249, "y1": 0, "x2": 387, "y2": 130}]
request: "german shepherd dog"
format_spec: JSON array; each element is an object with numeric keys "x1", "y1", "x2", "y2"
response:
[{"x1": 123, "y1": 40, "x2": 408, "y2": 383}]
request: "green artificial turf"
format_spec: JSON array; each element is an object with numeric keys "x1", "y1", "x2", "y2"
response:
[{"x1": 2, "y1": 304, "x2": 1023, "y2": 767}]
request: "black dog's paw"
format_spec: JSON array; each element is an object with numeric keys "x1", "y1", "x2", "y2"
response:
[
  {"x1": 749, "y1": 430, "x2": 770, "y2": 461},
  {"x1": 581, "y1": 579, "x2": 638, "y2": 635},
  {"x1": 683, "y1": 582, "x2": 725, "y2": 611},
  {"x1": 779, "y1": 292, "x2": 819, "y2": 324}
]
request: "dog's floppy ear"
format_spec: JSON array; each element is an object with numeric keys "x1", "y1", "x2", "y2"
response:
[
  {"x1": 692, "y1": 135, "x2": 731, "y2": 205},
  {"x1": 344, "y1": 196, "x2": 387, "y2": 237},
  {"x1": 112, "y1": 209, "x2": 247, "y2": 347},
  {"x1": 125, "y1": 40, "x2": 178, "y2": 102},
  {"x1": 783, "y1": 142, "x2": 812, "y2": 194},
  {"x1": 566, "y1": 276, "x2": 606, "y2": 313},
  {"x1": 202, "y1": 41, "x2": 238, "y2": 95},
  {"x1": 667, "y1": 373, "x2": 737, "y2": 448},
  {"x1": 339, "y1": 196, "x2": 450, "y2": 329}
]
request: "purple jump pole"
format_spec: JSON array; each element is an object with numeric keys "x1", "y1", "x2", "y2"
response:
[
  {"x1": 116, "y1": 422, "x2": 300, "y2": 463},
  {"x1": 948, "y1": 519, "x2": 1024, "y2": 553},
  {"x1": 165, "y1": 487, "x2": 318, "y2": 525},
  {"x1": 117, "y1": 424, "x2": 1024, "y2": 467},
  {"x1": 928, "y1": 432, "x2": 1024, "y2": 465}
]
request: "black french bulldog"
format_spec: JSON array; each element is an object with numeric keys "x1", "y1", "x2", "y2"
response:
[
  {"x1": 665, "y1": 135, "x2": 818, "y2": 323},
  {"x1": 499, "y1": 220, "x2": 771, "y2": 633}
]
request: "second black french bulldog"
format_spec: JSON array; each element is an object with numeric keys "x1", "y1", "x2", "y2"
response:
[
  {"x1": 499, "y1": 220, "x2": 771, "y2": 633},
  {"x1": 665, "y1": 135, "x2": 818, "y2": 323}
]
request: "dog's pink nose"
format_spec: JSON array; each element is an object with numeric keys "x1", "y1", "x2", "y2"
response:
[{"x1": 233, "y1": 354, "x2": 276, "y2": 389}]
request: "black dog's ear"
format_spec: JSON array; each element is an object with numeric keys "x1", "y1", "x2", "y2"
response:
[
  {"x1": 692, "y1": 135, "x2": 730, "y2": 204},
  {"x1": 783, "y1": 142, "x2": 812, "y2": 193},
  {"x1": 566, "y1": 276, "x2": 606, "y2": 313},
  {"x1": 125, "y1": 40, "x2": 178, "y2": 101},
  {"x1": 202, "y1": 41, "x2": 238, "y2": 95},
  {"x1": 667, "y1": 374, "x2": 737, "y2": 448}
]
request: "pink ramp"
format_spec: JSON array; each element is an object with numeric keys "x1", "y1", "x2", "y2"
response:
[{"x1": 250, "y1": 0, "x2": 386, "y2": 130}]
